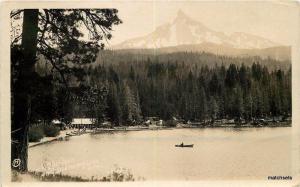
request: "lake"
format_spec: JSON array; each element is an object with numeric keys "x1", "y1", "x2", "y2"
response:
[{"x1": 28, "y1": 127, "x2": 298, "y2": 181}]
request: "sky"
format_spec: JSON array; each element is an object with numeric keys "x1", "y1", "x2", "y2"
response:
[{"x1": 101, "y1": 1, "x2": 299, "y2": 46}]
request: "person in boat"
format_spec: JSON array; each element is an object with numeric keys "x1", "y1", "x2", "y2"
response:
[{"x1": 181, "y1": 142, "x2": 184, "y2": 146}]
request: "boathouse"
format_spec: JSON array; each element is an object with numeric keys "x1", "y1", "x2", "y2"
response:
[{"x1": 71, "y1": 118, "x2": 95, "y2": 129}]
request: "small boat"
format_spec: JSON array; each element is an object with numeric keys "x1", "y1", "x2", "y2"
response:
[{"x1": 175, "y1": 143, "x2": 194, "y2": 148}]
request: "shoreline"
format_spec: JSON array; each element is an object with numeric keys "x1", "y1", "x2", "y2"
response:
[
  {"x1": 28, "y1": 122, "x2": 291, "y2": 148},
  {"x1": 28, "y1": 129, "x2": 91, "y2": 148}
]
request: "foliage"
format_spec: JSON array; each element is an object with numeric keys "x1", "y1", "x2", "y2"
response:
[
  {"x1": 67, "y1": 59, "x2": 291, "y2": 123},
  {"x1": 28, "y1": 126, "x2": 44, "y2": 142},
  {"x1": 101, "y1": 167, "x2": 135, "y2": 182},
  {"x1": 96, "y1": 50, "x2": 290, "y2": 71},
  {"x1": 43, "y1": 124, "x2": 60, "y2": 137},
  {"x1": 11, "y1": 9, "x2": 122, "y2": 126},
  {"x1": 11, "y1": 9, "x2": 122, "y2": 171},
  {"x1": 24, "y1": 169, "x2": 137, "y2": 182},
  {"x1": 28, "y1": 171, "x2": 89, "y2": 182},
  {"x1": 11, "y1": 9, "x2": 122, "y2": 69},
  {"x1": 11, "y1": 170, "x2": 22, "y2": 182},
  {"x1": 69, "y1": 84, "x2": 108, "y2": 125},
  {"x1": 164, "y1": 120, "x2": 178, "y2": 127}
]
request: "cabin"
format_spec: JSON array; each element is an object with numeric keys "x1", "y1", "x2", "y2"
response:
[
  {"x1": 144, "y1": 120, "x2": 151, "y2": 125},
  {"x1": 157, "y1": 120, "x2": 163, "y2": 126},
  {"x1": 71, "y1": 118, "x2": 95, "y2": 129},
  {"x1": 145, "y1": 117, "x2": 163, "y2": 126},
  {"x1": 101, "y1": 121, "x2": 113, "y2": 128},
  {"x1": 146, "y1": 117, "x2": 159, "y2": 123},
  {"x1": 214, "y1": 119, "x2": 224, "y2": 125},
  {"x1": 224, "y1": 119, "x2": 235, "y2": 124}
]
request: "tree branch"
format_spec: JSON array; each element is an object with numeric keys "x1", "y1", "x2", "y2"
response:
[
  {"x1": 38, "y1": 40, "x2": 71, "y2": 96},
  {"x1": 10, "y1": 10, "x2": 23, "y2": 18}
]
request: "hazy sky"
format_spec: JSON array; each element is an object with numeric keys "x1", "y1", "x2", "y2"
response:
[{"x1": 102, "y1": 1, "x2": 299, "y2": 46}]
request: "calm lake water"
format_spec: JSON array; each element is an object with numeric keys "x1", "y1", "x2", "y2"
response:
[{"x1": 28, "y1": 127, "x2": 299, "y2": 181}]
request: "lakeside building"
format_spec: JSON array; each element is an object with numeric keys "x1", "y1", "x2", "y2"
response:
[
  {"x1": 71, "y1": 118, "x2": 95, "y2": 129},
  {"x1": 70, "y1": 118, "x2": 113, "y2": 129},
  {"x1": 145, "y1": 117, "x2": 163, "y2": 126}
]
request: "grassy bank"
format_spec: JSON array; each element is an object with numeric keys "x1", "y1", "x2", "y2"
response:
[{"x1": 12, "y1": 169, "x2": 137, "y2": 182}]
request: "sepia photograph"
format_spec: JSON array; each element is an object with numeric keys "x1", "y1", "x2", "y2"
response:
[{"x1": 2, "y1": 0, "x2": 300, "y2": 185}]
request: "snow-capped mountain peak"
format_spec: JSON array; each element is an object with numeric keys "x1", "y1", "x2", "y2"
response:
[
  {"x1": 174, "y1": 10, "x2": 196, "y2": 24},
  {"x1": 113, "y1": 10, "x2": 279, "y2": 49}
]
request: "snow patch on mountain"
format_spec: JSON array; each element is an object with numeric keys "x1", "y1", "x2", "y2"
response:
[{"x1": 113, "y1": 10, "x2": 279, "y2": 50}]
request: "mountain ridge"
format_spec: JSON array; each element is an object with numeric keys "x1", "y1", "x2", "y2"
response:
[
  {"x1": 113, "y1": 10, "x2": 281, "y2": 50},
  {"x1": 110, "y1": 42, "x2": 291, "y2": 61}
]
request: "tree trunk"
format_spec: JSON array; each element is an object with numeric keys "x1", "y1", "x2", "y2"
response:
[{"x1": 11, "y1": 9, "x2": 39, "y2": 172}]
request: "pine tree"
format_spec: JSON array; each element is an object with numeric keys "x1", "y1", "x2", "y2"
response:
[
  {"x1": 107, "y1": 82, "x2": 122, "y2": 125},
  {"x1": 198, "y1": 86, "x2": 207, "y2": 122},
  {"x1": 208, "y1": 96, "x2": 219, "y2": 123},
  {"x1": 132, "y1": 91, "x2": 142, "y2": 123},
  {"x1": 225, "y1": 64, "x2": 238, "y2": 88},
  {"x1": 11, "y1": 9, "x2": 121, "y2": 171},
  {"x1": 234, "y1": 86, "x2": 244, "y2": 119}
]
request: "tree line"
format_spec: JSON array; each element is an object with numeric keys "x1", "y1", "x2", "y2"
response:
[{"x1": 34, "y1": 56, "x2": 291, "y2": 126}]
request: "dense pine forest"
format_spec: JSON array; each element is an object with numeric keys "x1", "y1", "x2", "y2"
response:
[{"x1": 30, "y1": 51, "x2": 292, "y2": 126}]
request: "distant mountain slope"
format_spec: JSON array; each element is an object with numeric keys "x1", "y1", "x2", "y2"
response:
[
  {"x1": 95, "y1": 49, "x2": 290, "y2": 72},
  {"x1": 113, "y1": 10, "x2": 280, "y2": 50},
  {"x1": 113, "y1": 43, "x2": 291, "y2": 61}
]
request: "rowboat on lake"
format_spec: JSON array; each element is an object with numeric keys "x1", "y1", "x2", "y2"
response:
[{"x1": 175, "y1": 143, "x2": 194, "y2": 148}]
